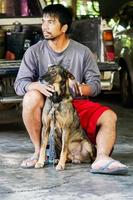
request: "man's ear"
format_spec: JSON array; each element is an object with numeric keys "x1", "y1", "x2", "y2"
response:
[{"x1": 62, "y1": 24, "x2": 68, "y2": 33}]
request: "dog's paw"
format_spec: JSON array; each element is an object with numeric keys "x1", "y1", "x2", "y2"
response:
[
  {"x1": 56, "y1": 163, "x2": 65, "y2": 171},
  {"x1": 72, "y1": 159, "x2": 81, "y2": 164},
  {"x1": 35, "y1": 162, "x2": 44, "y2": 169}
]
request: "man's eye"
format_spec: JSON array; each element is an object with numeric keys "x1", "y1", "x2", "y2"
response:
[{"x1": 49, "y1": 20, "x2": 55, "y2": 24}]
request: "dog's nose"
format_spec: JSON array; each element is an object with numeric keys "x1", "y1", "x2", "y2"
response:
[{"x1": 50, "y1": 69, "x2": 57, "y2": 76}]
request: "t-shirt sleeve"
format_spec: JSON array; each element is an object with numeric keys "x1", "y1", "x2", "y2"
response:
[
  {"x1": 83, "y1": 49, "x2": 101, "y2": 96},
  {"x1": 14, "y1": 47, "x2": 39, "y2": 96}
]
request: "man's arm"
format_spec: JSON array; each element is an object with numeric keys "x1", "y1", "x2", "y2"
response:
[
  {"x1": 14, "y1": 48, "x2": 39, "y2": 96},
  {"x1": 82, "y1": 48, "x2": 101, "y2": 96},
  {"x1": 78, "y1": 83, "x2": 93, "y2": 96}
]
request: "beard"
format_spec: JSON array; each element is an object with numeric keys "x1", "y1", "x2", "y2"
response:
[
  {"x1": 44, "y1": 36, "x2": 56, "y2": 41},
  {"x1": 43, "y1": 31, "x2": 62, "y2": 41},
  {"x1": 43, "y1": 32, "x2": 55, "y2": 40}
]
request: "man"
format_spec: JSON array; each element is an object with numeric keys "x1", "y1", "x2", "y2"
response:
[{"x1": 14, "y1": 4, "x2": 128, "y2": 174}]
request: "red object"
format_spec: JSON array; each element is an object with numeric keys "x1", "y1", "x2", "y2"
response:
[
  {"x1": 21, "y1": 0, "x2": 29, "y2": 16},
  {"x1": 5, "y1": 51, "x2": 15, "y2": 60},
  {"x1": 72, "y1": 99, "x2": 109, "y2": 144}
]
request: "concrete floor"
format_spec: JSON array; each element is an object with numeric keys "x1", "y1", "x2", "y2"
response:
[{"x1": 0, "y1": 94, "x2": 133, "y2": 200}]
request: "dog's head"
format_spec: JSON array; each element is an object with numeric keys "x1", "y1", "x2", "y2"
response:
[{"x1": 40, "y1": 65, "x2": 76, "y2": 103}]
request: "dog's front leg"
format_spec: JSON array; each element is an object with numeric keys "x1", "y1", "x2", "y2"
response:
[
  {"x1": 56, "y1": 128, "x2": 70, "y2": 171},
  {"x1": 35, "y1": 125, "x2": 50, "y2": 168}
]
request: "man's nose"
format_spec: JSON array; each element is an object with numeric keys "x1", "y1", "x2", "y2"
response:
[{"x1": 42, "y1": 22, "x2": 49, "y2": 30}]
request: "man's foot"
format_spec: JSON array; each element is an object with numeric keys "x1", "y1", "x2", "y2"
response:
[
  {"x1": 90, "y1": 157, "x2": 128, "y2": 175},
  {"x1": 20, "y1": 154, "x2": 39, "y2": 168}
]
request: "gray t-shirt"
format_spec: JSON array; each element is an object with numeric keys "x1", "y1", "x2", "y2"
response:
[{"x1": 14, "y1": 39, "x2": 101, "y2": 97}]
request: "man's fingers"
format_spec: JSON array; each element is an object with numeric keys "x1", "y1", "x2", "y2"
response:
[
  {"x1": 73, "y1": 82, "x2": 80, "y2": 95},
  {"x1": 78, "y1": 84, "x2": 83, "y2": 96},
  {"x1": 39, "y1": 82, "x2": 55, "y2": 96},
  {"x1": 45, "y1": 84, "x2": 55, "y2": 92},
  {"x1": 69, "y1": 79, "x2": 81, "y2": 96}
]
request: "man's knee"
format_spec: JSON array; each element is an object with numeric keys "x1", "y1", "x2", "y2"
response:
[
  {"x1": 23, "y1": 90, "x2": 45, "y2": 109},
  {"x1": 105, "y1": 109, "x2": 117, "y2": 122},
  {"x1": 97, "y1": 109, "x2": 117, "y2": 126}
]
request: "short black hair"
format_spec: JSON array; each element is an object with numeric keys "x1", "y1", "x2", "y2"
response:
[{"x1": 43, "y1": 4, "x2": 73, "y2": 33}]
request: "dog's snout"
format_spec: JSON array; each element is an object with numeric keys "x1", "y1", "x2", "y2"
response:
[{"x1": 50, "y1": 68, "x2": 57, "y2": 77}]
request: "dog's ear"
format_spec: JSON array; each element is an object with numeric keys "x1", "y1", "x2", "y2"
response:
[
  {"x1": 67, "y1": 72, "x2": 75, "y2": 80},
  {"x1": 62, "y1": 68, "x2": 75, "y2": 80},
  {"x1": 60, "y1": 67, "x2": 75, "y2": 80}
]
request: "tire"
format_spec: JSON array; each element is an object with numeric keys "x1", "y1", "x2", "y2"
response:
[{"x1": 120, "y1": 69, "x2": 133, "y2": 107}]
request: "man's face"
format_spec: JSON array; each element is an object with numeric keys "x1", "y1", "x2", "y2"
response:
[{"x1": 42, "y1": 14, "x2": 65, "y2": 40}]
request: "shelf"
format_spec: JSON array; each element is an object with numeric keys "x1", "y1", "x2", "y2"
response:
[{"x1": 0, "y1": 17, "x2": 42, "y2": 25}]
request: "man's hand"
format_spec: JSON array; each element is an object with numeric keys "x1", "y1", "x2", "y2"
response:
[
  {"x1": 68, "y1": 79, "x2": 93, "y2": 97},
  {"x1": 38, "y1": 81, "x2": 55, "y2": 97},
  {"x1": 68, "y1": 78, "x2": 81, "y2": 97},
  {"x1": 27, "y1": 81, "x2": 55, "y2": 97}
]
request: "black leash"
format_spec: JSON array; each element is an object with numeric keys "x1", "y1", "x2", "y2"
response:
[{"x1": 47, "y1": 104, "x2": 57, "y2": 165}]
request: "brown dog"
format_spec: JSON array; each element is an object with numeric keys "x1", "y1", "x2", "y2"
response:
[{"x1": 35, "y1": 65, "x2": 95, "y2": 170}]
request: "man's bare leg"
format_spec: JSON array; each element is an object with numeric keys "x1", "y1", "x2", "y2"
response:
[
  {"x1": 21, "y1": 90, "x2": 45, "y2": 168},
  {"x1": 91, "y1": 110, "x2": 128, "y2": 172}
]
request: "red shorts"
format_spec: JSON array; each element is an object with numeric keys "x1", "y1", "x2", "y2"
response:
[{"x1": 72, "y1": 99, "x2": 110, "y2": 145}]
